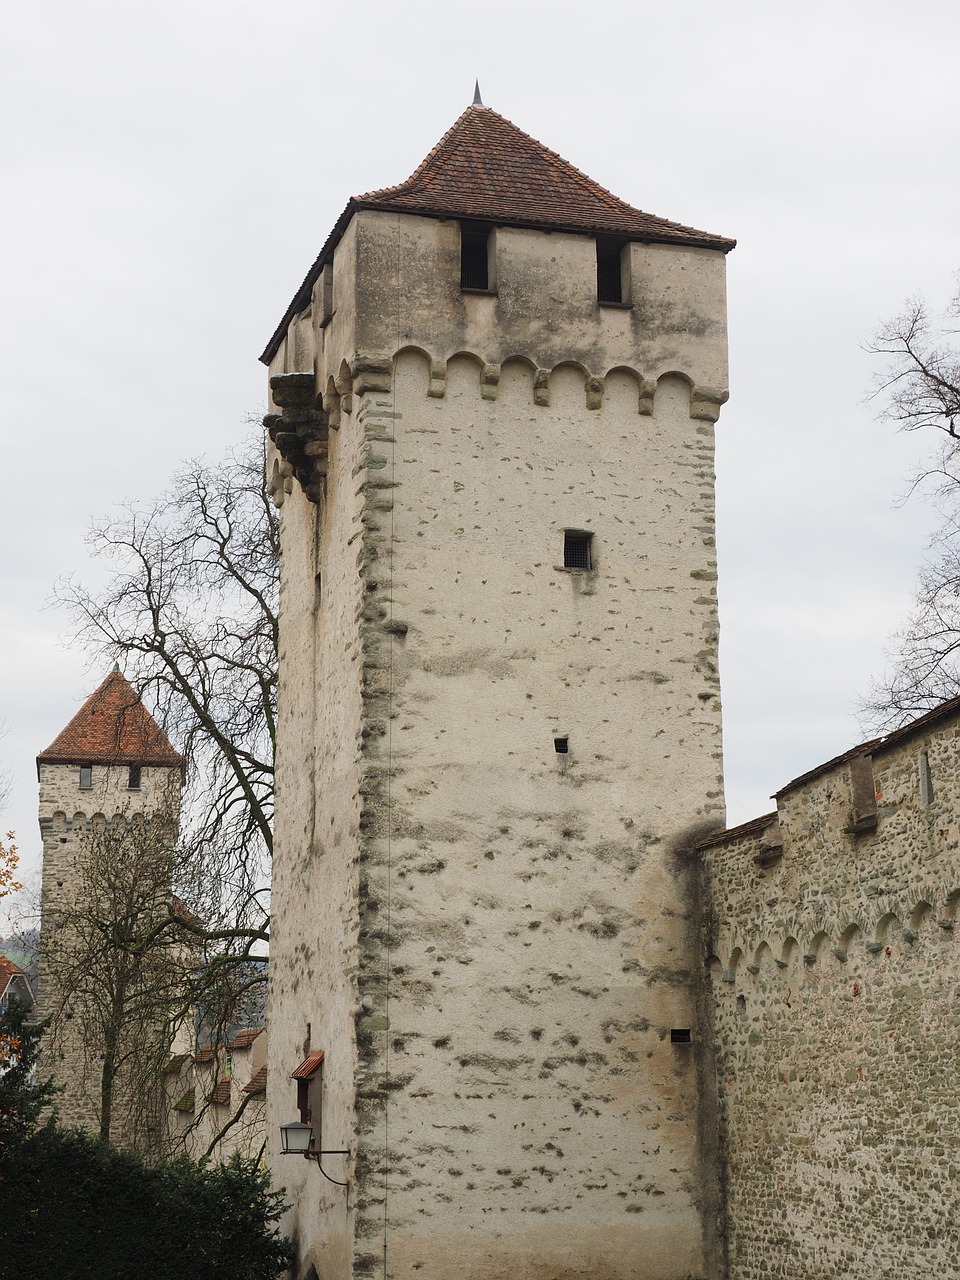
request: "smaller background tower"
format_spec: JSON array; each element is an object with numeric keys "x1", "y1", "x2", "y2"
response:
[{"x1": 37, "y1": 670, "x2": 184, "y2": 1153}]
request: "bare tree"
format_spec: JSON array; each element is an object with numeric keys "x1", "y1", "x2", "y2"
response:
[
  {"x1": 865, "y1": 278, "x2": 960, "y2": 725},
  {"x1": 55, "y1": 432, "x2": 277, "y2": 942},
  {"x1": 51, "y1": 432, "x2": 277, "y2": 1153}
]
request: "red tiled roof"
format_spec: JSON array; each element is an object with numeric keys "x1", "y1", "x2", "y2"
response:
[
  {"x1": 357, "y1": 106, "x2": 735, "y2": 248},
  {"x1": 37, "y1": 671, "x2": 183, "y2": 769},
  {"x1": 244, "y1": 1065, "x2": 267, "y2": 1095},
  {"x1": 0, "y1": 957, "x2": 22, "y2": 985},
  {"x1": 229, "y1": 1027, "x2": 265, "y2": 1051},
  {"x1": 260, "y1": 103, "x2": 735, "y2": 364},
  {"x1": 210, "y1": 1078, "x2": 231, "y2": 1107}
]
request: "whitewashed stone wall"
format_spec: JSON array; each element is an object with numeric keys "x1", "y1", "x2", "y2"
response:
[{"x1": 267, "y1": 209, "x2": 730, "y2": 1280}]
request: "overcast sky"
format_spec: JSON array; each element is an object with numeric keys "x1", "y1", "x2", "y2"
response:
[{"x1": 2, "y1": 0, "x2": 958, "y2": 915}]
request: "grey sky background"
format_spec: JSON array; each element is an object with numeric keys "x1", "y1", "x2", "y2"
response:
[{"x1": 2, "y1": 0, "x2": 958, "y2": 916}]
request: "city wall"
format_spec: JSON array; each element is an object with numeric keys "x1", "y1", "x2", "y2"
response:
[{"x1": 701, "y1": 703, "x2": 960, "y2": 1278}]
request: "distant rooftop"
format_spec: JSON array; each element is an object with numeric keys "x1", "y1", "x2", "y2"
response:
[{"x1": 37, "y1": 670, "x2": 183, "y2": 769}]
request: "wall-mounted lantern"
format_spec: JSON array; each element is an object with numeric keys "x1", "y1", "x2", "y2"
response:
[{"x1": 280, "y1": 1051, "x2": 350, "y2": 1187}]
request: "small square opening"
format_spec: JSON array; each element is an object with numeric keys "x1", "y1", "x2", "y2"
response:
[
  {"x1": 670, "y1": 1028, "x2": 692, "y2": 1044},
  {"x1": 563, "y1": 530, "x2": 592, "y2": 571},
  {"x1": 554, "y1": 737, "x2": 569, "y2": 755}
]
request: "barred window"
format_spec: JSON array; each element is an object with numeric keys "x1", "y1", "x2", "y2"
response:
[{"x1": 563, "y1": 530, "x2": 592, "y2": 570}]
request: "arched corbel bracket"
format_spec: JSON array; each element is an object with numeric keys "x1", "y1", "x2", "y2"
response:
[
  {"x1": 265, "y1": 373, "x2": 329, "y2": 504},
  {"x1": 690, "y1": 385, "x2": 729, "y2": 423},
  {"x1": 481, "y1": 363, "x2": 500, "y2": 401}
]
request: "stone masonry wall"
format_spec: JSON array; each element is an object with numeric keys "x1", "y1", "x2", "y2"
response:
[
  {"x1": 702, "y1": 716, "x2": 960, "y2": 1279},
  {"x1": 38, "y1": 760, "x2": 182, "y2": 1152}
]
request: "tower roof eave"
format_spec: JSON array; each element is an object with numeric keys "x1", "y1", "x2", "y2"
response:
[{"x1": 259, "y1": 104, "x2": 735, "y2": 366}]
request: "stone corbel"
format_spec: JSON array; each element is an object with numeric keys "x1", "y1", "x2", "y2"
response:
[
  {"x1": 638, "y1": 378, "x2": 656, "y2": 416},
  {"x1": 690, "y1": 385, "x2": 729, "y2": 423},
  {"x1": 323, "y1": 389, "x2": 342, "y2": 430},
  {"x1": 264, "y1": 372, "x2": 329, "y2": 504},
  {"x1": 428, "y1": 359, "x2": 447, "y2": 399},
  {"x1": 585, "y1": 376, "x2": 604, "y2": 410},
  {"x1": 267, "y1": 457, "x2": 294, "y2": 509},
  {"x1": 335, "y1": 369, "x2": 354, "y2": 416},
  {"x1": 533, "y1": 368, "x2": 550, "y2": 407},
  {"x1": 352, "y1": 354, "x2": 392, "y2": 395},
  {"x1": 480, "y1": 363, "x2": 500, "y2": 401}
]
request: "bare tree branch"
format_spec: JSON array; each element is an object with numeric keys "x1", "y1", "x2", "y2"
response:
[{"x1": 864, "y1": 278, "x2": 960, "y2": 726}]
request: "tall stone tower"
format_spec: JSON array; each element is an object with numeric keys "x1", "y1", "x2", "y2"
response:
[
  {"x1": 263, "y1": 100, "x2": 734, "y2": 1280},
  {"x1": 37, "y1": 669, "x2": 184, "y2": 1152}
]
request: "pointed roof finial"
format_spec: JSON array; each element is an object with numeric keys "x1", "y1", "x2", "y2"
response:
[{"x1": 472, "y1": 80, "x2": 483, "y2": 107}]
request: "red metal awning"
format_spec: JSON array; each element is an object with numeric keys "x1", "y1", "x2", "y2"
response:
[{"x1": 291, "y1": 1051, "x2": 324, "y2": 1080}]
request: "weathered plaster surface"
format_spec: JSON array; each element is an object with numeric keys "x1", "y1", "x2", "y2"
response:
[{"x1": 267, "y1": 209, "x2": 729, "y2": 1280}]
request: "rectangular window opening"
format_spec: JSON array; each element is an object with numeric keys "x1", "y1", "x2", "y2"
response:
[
  {"x1": 597, "y1": 236, "x2": 629, "y2": 305},
  {"x1": 563, "y1": 530, "x2": 592, "y2": 571},
  {"x1": 79, "y1": 764, "x2": 92, "y2": 790},
  {"x1": 128, "y1": 764, "x2": 142, "y2": 790},
  {"x1": 319, "y1": 260, "x2": 334, "y2": 326},
  {"x1": 919, "y1": 751, "x2": 934, "y2": 806},
  {"x1": 670, "y1": 1028, "x2": 692, "y2": 1044},
  {"x1": 460, "y1": 221, "x2": 493, "y2": 292},
  {"x1": 554, "y1": 737, "x2": 569, "y2": 755}
]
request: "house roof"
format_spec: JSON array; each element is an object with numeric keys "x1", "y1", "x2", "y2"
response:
[
  {"x1": 229, "y1": 1026, "x2": 265, "y2": 1051},
  {"x1": 260, "y1": 102, "x2": 735, "y2": 364},
  {"x1": 244, "y1": 1064, "x2": 267, "y2": 1096},
  {"x1": 0, "y1": 956, "x2": 23, "y2": 986},
  {"x1": 210, "y1": 1078, "x2": 231, "y2": 1108},
  {"x1": 37, "y1": 671, "x2": 183, "y2": 769}
]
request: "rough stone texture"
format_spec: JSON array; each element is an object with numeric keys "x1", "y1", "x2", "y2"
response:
[
  {"x1": 702, "y1": 714, "x2": 960, "y2": 1278},
  {"x1": 38, "y1": 759, "x2": 183, "y2": 1153},
  {"x1": 267, "y1": 207, "x2": 729, "y2": 1280}
]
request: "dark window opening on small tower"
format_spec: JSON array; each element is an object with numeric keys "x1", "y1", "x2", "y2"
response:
[
  {"x1": 563, "y1": 530, "x2": 592, "y2": 570},
  {"x1": 79, "y1": 765, "x2": 92, "y2": 790},
  {"x1": 597, "y1": 236, "x2": 628, "y2": 305},
  {"x1": 128, "y1": 765, "x2": 142, "y2": 790},
  {"x1": 670, "y1": 1028, "x2": 692, "y2": 1044},
  {"x1": 460, "y1": 221, "x2": 492, "y2": 291},
  {"x1": 554, "y1": 737, "x2": 569, "y2": 755}
]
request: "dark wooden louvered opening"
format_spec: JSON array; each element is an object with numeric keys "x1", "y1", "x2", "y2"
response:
[
  {"x1": 596, "y1": 236, "x2": 626, "y2": 304},
  {"x1": 554, "y1": 737, "x2": 569, "y2": 755},
  {"x1": 670, "y1": 1028, "x2": 692, "y2": 1044},
  {"x1": 460, "y1": 222, "x2": 492, "y2": 291},
  {"x1": 127, "y1": 764, "x2": 141, "y2": 790},
  {"x1": 563, "y1": 530, "x2": 592, "y2": 570}
]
